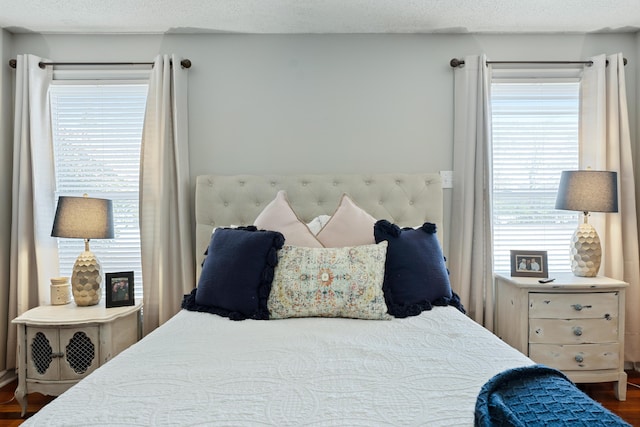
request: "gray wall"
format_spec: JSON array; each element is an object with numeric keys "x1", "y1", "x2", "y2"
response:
[{"x1": 6, "y1": 32, "x2": 640, "y2": 254}]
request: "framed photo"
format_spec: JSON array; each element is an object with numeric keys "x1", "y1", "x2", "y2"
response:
[
  {"x1": 105, "y1": 271, "x2": 135, "y2": 308},
  {"x1": 510, "y1": 250, "x2": 549, "y2": 278}
]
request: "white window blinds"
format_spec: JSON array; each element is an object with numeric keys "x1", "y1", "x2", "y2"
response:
[
  {"x1": 491, "y1": 80, "x2": 580, "y2": 273},
  {"x1": 50, "y1": 84, "x2": 148, "y2": 301}
]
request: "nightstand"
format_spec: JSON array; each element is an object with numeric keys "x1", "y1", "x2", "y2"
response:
[
  {"x1": 494, "y1": 272, "x2": 628, "y2": 401},
  {"x1": 12, "y1": 301, "x2": 143, "y2": 416}
]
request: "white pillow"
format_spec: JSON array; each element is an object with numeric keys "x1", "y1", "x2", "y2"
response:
[{"x1": 306, "y1": 215, "x2": 332, "y2": 235}]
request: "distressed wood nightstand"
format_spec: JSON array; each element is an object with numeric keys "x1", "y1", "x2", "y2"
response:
[
  {"x1": 494, "y1": 272, "x2": 628, "y2": 401},
  {"x1": 12, "y1": 301, "x2": 142, "y2": 416}
]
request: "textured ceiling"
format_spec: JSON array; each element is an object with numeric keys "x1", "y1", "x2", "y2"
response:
[{"x1": 0, "y1": 0, "x2": 638, "y2": 34}]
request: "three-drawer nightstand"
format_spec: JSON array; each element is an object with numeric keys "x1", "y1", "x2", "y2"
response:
[
  {"x1": 12, "y1": 301, "x2": 143, "y2": 416},
  {"x1": 494, "y1": 272, "x2": 628, "y2": 401}
]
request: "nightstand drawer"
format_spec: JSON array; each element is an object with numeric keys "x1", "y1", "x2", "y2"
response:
[
  {"x1": 495, "y1": 273, "x2": 628, "y2": 400},
  {"x1": 529, "y1": 292, "x2": 618, "y2": 319},
  {"x1": 529, "y1": 318, "x2": 618, "y2": 344},
  {"x1": 529, "y1": 343, "x2": 620, "y2": 371}
]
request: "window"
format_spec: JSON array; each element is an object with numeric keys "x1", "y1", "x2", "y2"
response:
[
  {"x1": 50, "y1": 83, "x2": 148, "y2": 301},
  {"x1": 491, "y1": 79, "x2": 580, "y2": 273}
]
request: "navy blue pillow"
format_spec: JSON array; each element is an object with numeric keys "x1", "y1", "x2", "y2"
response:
[
  {"x1": 182, "y1": 226, "x2": 284, "y2": 320},
  {"x1": 374, "y1": 220, "x2": 459, "y2": 318}
]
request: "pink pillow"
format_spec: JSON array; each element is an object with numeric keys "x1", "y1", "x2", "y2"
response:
[
  {"x1": 253, "y1": 191, "x2": 323, "y2": 247},
  {"x1": 317, "y1": 194, "x2": 376, "y2": 247}
]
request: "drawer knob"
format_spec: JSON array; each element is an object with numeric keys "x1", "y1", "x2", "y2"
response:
[
  {"x1": 573, "y1": 326, "x2": 583, "y2": 336},
  {"x1": 572, "y1": 304, "x2": 592, "y2": 311},
  {"x1": 575, "y1": 355, "x2": 584, "y2": 363}
]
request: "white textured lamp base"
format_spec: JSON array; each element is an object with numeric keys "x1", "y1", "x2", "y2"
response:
[
  {"x1": 71, "y1": 251, "x2": 103, "y2": 306},
  {"x1": 570, "y1": 222, "x2": 602, "y2": 277}
]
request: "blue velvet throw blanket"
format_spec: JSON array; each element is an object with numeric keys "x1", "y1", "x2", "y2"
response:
[{"x1": 475, "y1": 365, "x2": 630, "y2": 427}]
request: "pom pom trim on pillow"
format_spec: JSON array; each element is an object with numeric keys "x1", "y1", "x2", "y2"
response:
[
  {"x1": 374, "y1": 220, "x2": 464, "y2": 318},
  {"x1": 182, "y1": 226, "x2": 285, "y2": 321}
]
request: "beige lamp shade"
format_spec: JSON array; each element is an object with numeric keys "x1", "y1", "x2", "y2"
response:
[
  {"x1": 555, "y1": 170, "x2": 618, "y2": 214},
  {"x1": 555, "y1": 170, "x2": 618, "y2": 277},
  {"x1": 51, "y1": 195, "x2": 114, "y2": 306},
  {"x1": 51, "y1": 196, "x2": 114, "y2": 239}
]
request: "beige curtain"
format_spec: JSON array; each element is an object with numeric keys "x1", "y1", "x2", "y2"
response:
[
  {"x1": 449, "y1": 55, "x2": 495, "y2": 329},
  {"x1": 5, "y1": 54, "x2": 57, "y2": 374},
  {"x1": 580, "y1": 53, "x2": 640, "y2": 365},
  {"x1": 140, "y1": 54, "x2": 194, "y2": 334}
]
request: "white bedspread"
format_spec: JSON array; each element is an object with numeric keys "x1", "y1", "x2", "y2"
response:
[{"x1": 24, "y1": 307, "x2": 533, "y2": 426}]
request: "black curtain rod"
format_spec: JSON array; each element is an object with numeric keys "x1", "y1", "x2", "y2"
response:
[
  {"x1": 449, "y1": 58, "x2": 627, "y2": 68},
  {"x1": 8, "y1": 58, "x2": 192, "y2": 69}
]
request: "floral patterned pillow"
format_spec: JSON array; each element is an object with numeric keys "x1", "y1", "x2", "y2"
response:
[{"x1": 268, "y1": 242, "x2": 390, "y2": 320}]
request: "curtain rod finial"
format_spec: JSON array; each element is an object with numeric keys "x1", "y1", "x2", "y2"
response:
[
  {"x1": 180, "y1": 59, "x2": 192, "y2": 69},
  {"x1": 450, "y1": 58, "x2": 464, "y2": 68},
  {"x1": 9, "y1": 59, "x2": 16, "y2": 69}
]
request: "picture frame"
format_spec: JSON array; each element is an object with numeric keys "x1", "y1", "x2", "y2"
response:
[
  {"x1": 105, "y1": 271, "x2": 135, "y2": 308},
  {"x1": 510, "y1": 250, "x2": 549, "y2": 278}
]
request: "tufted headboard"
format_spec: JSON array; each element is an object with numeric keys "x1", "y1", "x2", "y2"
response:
[{"x1": 195, "y1": 173, "x2": 443, "y2": 270}]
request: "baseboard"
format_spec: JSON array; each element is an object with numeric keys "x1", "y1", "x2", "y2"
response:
[
  {"x1": 0, "y1": 369, "x2": 16, "y2": 389},
  {"x1": 624, "y1": 361, "x2": 640, "y2": 372}
]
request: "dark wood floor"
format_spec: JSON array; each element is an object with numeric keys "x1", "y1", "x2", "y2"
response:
[
  {"x1": 0, "y1": 372, "x2": 638, "y2": 425},
  {"x1": 0, "y1": 381, "x2": 54, "y2": 427},
  {"x1": 578, "y1": 370, "x2": 640, "y2": 426}
]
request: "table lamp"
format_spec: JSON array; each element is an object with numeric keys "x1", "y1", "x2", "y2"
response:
[
  {"x1": 51, "y1": 195, "x2": 114, "y2": 306},
  {"x1": 555, "y1": 170, "x2": 618, "y2": 277}
]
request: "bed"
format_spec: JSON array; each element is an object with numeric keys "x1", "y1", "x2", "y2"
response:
[{"x1": 21, "y1": 173, "x2": 626, "y2": 426}]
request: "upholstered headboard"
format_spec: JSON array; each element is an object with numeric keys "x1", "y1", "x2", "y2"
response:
[{"x1": 195, "y1": 173, "x2": 443, "y2": 270}]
